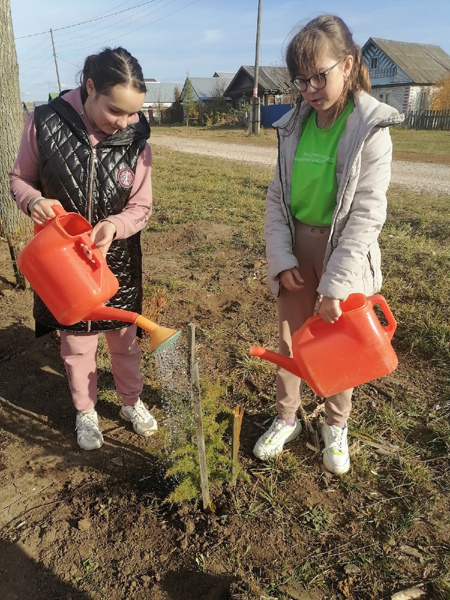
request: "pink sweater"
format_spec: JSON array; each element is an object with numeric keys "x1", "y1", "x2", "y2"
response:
[{"x1": 9, "y1": 88, "x2": 153, "y2": 240}]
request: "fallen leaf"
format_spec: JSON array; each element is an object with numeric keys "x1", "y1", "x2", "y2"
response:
[
  {"x1": 77, "y1": 518, "x2": 91, "y2": 531},
  {"x1": 391, "y1": 584, "x2": 427, "y2": 599},
  {"x1": 399, "y1": 544, "x2": 422, "y2": 559},
  {"x1": 344, "y1": 563, "x2": 361, "y2": 575}
]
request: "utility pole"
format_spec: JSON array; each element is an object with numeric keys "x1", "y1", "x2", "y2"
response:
[
  {"x1": 251, "y1": 0, "x2": 262, "y2": 134},
  {"x1": 50, "y1": 28, "x2": 62, "y2": 93}
]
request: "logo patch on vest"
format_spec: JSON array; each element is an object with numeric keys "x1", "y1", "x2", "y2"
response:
[{"x1": 118, "y1": 168, "x2": 135, "y2": 188}]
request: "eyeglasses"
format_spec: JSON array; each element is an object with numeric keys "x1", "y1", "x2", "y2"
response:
[{"x1": 291, "y1": 59, "x2": 343, "y2": 92}]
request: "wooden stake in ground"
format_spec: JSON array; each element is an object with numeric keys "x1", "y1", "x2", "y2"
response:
[
  {"x1": 187, "y1": 323, "x2": 210, "y2": 511},
  {"x1": 231, "y1": 404, "x2": 244, "y2": 486}
]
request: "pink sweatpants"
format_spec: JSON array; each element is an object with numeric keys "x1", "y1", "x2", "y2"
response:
[
  {"x1": 276, "y1": 221, "x2": 353, "y2": 427},
  {"x1": 60, "y1": 325, "x2": 143, "y2": 412}
]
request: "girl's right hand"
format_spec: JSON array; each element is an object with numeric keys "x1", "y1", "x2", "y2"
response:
[
  {"x1": 29, "y1": 198, "x2": 63, "y2": 226},
  {"x1": 280, "y1": 267, "x2": 303, "y2": 291}
]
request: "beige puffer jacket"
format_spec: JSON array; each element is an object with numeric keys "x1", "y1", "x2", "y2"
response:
[{"x1": 265, "y1": 90, "x2": 404, "y2": 300}]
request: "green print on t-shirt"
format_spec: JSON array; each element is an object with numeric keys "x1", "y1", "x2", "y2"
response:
[{"x1": 296, "y1": 152, "x2": 335, "y2": 165}]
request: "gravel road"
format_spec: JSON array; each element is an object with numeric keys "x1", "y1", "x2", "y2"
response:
[{"x1": 151, "y1": 134, "x2": 450, "y2": 195}]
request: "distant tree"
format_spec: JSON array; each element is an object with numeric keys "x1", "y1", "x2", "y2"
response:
[
  {"x1": 210, "y1": 79, "x2": 228, "y2": 112},
  {"x1": 0, "y1": 0, "x2": 31, "y2": 287},
  {"x1": 429, "y1": 74, "x2": 450, "y2": 110},
  {"x1": 182, "y1": 78, "x2": 198, "y2": 126},
  {"x1": 166, "y1": 86, "x2": 184, "y2": 124}
]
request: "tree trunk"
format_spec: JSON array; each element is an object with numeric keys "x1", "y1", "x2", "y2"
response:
[{"x1": 0, "y1": 0, "x2": 32, "y2": 288}]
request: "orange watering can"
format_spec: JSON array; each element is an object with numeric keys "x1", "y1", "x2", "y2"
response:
[
  {"x1": 249, "y1": 293, "x2": 398, "y2": 397},
  {"x1": 17, "y1": 206, "x2": 180, "y2": 353}
]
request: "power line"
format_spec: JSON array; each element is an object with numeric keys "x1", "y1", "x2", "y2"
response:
[
  {"x1": 54, "y1": 0, "x2": 174, "y2": 52},
  {"x1": 95, "y1": 0, "x2": 201, "y2": 44},
  {"x1": 53, "y1": 0, "x2": 171, "y2": 44},
  {"x1": 16, "y1": 0, "x2": 202, "y2": 96},
  {"x1": 15, "y1": 0, "x2": 162, "y2": 39},
  {"x1": 16, "y1": 37, "x2": 49, "y2": 62}
]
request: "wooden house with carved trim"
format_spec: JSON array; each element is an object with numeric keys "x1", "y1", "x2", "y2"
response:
[{"x1": 362, "y1": 38, "x2": 450, "y2": 112}]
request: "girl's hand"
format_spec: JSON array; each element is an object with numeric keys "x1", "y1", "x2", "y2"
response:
[
  {"x1": 29, "y1": 198, "x2": 62, "y2": 226},
  {"x1": 280, "y1": 267, "x2": 303, "y2": 291},
  {"x1": 86, "y1": 220, "x2": 117, "y2": 258},
  {"x1": 319, "y1": 296, "x2": 342, "y2": 323}
]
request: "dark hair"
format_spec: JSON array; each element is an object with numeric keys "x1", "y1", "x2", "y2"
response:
[
  {"x1": 285, "y1": 15, "x2": 371, "y2": 126},
  {"x1": 78, "y1": 47, "x2": 147, "y2": 98}
]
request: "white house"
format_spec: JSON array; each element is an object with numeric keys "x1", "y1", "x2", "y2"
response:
[{"x1": 362, "y1": 38, "x2": 450, "y2": 112}]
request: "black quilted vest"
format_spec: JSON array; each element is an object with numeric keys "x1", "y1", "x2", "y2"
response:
[{"x1": 33, "y1": 92, "x2": 151, "y2": 333}]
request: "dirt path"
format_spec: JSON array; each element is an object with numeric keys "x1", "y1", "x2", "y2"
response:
[{"x1": 151, "y1": 134, "x2": 450, "y2": 195}]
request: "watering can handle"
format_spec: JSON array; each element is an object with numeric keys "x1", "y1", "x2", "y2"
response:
[
  {"x1": 76, "y1": 234, "x2": 106, "y2": 271},
  {"x1": 368, "y1": 294, "x2": 397, "y2": 340},
  {"x1": 33, "y1": 204, "x2": 67, "y2": 235}
]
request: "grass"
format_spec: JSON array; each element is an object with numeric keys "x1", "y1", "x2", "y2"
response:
[
  {"x1": 99, "y1": 129, "x2": 450, "y2": 599},
  {"x1": 390, "y1": 128, "x2": 450, "y2": 163},
  {"x1": 381, "y1": 188, "x2": 450, "y2": 375}
]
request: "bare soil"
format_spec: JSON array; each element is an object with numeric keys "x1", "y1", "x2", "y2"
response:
[
  {"x1": 0, "y1": 169, "x2": 448, "y2": 599},
  {"x1": 0, "y1": 222, "x2": 295, "y2": 600}
]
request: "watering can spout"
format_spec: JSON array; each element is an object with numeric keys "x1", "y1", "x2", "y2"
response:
[
  {"x1": 84, "y1": 306, "x2": 180, "y2": 354},
  {"x1": 249, "y1": 346, "x2": 302, "y2": 378}
]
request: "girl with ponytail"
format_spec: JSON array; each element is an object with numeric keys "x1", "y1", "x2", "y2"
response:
[
  {"x1": 253, "y1": 15, "x2": 404, "y2": 473},
  {"x1": 10, "y1": 47, "x2": 157, "y2": 451}
]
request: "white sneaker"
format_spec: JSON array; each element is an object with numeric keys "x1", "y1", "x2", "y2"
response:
[
  {"x1": 322, "y1": 423, "x2": 350, "y2": 474},
  {"x1": 253, "y1": 416, "x2": 302, "y2": 460},
  {"x1": 120, "y1": 398, "x2": 157, "y2": 437},
  {"x1": 76, "y1": 409, "x2": 104, "y2": 451}
]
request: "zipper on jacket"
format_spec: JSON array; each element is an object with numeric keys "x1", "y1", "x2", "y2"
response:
[
  {"x1": 367, "y1": 251, "x2": 375, "y2": 280},
  {"x1": 328, "y1": 124, "x2": 378, "y2": 254},
  {"x1": 86, "y1": 148, "x2": 98, "y2": 332},
  {"x1": 87, "y1": 148, "x2": 97, "y2": 225},
  {"x1": 277, "y1": 128, "x2": 295, "y2": 250}
]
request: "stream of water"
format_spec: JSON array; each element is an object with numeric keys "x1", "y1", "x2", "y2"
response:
[{"x1": 152, "y1": 334, "x2": 193, "y2": 451}]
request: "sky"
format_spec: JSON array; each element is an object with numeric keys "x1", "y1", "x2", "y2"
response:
[{"x1": 10, "y1": 0, "x2": 450, "y2": 102}]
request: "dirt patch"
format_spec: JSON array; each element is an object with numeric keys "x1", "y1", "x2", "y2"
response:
[{"x1": 0, "y1": 215, "x2": 448, "y2": 600}]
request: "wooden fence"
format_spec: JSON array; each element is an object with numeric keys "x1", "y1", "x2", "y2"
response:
[{"x1": 401, "y1": 109, "x2": 450, "y2": 131}]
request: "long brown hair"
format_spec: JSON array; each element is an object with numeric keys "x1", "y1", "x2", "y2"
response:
[{"x1": 285, "y1": 15, "x2": 371, "y2": 126}]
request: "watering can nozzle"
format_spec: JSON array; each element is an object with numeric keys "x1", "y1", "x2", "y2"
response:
[{"x1": 134, "y1": 316, "x2": 181, "y2": 354}]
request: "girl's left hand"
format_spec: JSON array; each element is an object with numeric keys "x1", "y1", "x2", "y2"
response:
[
  {"x1": 81, "y1": 220, "x2": 117, "y2": 259},
  {"x1": 319, "y1": 296, "x2": 342, "y2": 323}
]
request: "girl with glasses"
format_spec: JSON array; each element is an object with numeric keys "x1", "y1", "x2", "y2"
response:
[{"x1": 253, "y1": 15, "x2": 403, "y2": 473}]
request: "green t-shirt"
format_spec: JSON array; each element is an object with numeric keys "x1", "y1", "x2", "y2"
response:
[{"x1": 291, "y1": 99, "x2": 355, "y2": 226}]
